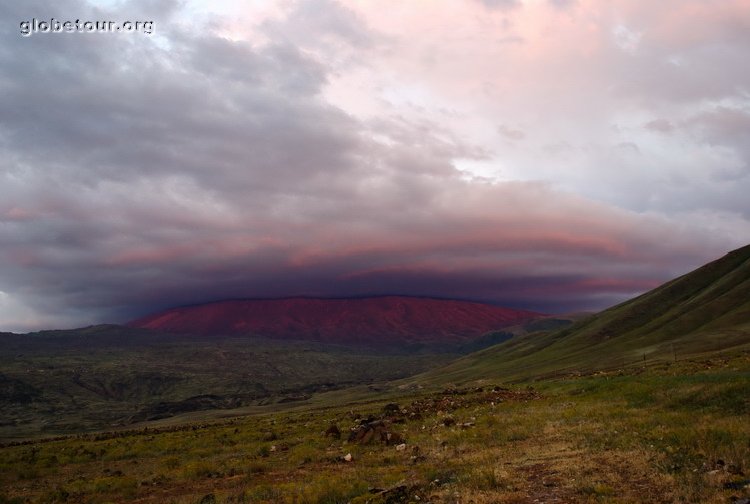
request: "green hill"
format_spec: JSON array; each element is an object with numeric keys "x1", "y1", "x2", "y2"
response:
[{"x1": 413, "y1": 244, "x2": 750, "y2": 385}]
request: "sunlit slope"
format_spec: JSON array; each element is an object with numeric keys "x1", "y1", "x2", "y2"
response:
[
  {"x1": 129, "y1": 296, "x2": 542, "y2": 345},
  {"x1": 415, "y1": 245, "x2": 750, "y2": 384}
]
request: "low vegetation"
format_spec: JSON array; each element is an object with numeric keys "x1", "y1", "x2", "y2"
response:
[
  {"x1": 413, "y1": 245, "x2": 750, "y2": 386},
  {"x1": 3, "y1": 247, "x2": 749, "y2": 501},
  {"x1": 0, "y1": 327, "x2": 459, "y2": 440},
  {"x1": 1, "y1": 352, "x2": 748, "y2": 503}
]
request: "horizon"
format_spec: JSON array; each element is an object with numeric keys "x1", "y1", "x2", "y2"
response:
[
  {"x1": 5, "y1": 293, "x2": 559, "y2": 334},
  {"x1": 2, "y1": 0, "x2": 750, "y2": 332}
]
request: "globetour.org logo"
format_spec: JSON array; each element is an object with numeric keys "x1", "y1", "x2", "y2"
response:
[{"x1": 20, "y1": 18, "x2": 154, "y2": 37}]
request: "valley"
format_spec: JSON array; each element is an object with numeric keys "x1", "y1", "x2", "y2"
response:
[
  {"x1": 0, "y1": 329, "x2": 457, "y2": 440},
  {"x1": 1, "y1": 246, "x2": 749, "y2": 502},
  {"x1": 4, "y1": 1, "x2": 749, "y2": 501}
]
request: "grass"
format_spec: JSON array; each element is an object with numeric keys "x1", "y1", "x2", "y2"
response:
[
  {"x1": 407, "y1": 246, "x2": 750, "y2": 387},
  {"x1": 0, "y1": 328, "x2": 459, "y2": 440},
  {"x1": 3, "y1": 246, "x2": 749, "y2": 501},
  {"x1": 1, "y1": 351, "x2": 748, "y2": 503}
]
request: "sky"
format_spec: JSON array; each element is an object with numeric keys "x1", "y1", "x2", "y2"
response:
[{"x1": 1, "y1": 0, "x2": 749, "y2": 332}]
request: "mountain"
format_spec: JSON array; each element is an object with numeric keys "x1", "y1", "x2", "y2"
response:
[
  {"x1": 412, "y1": 244, "x2": 750, "y2": 384},
  {"x1": 129, "y1": 296, "x2": 543, "y2": 345},
  {"x1": 1, "y1": 298, "x2": 541, "y2": 438}
]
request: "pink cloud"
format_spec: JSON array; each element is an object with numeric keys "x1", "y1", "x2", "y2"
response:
[{"x1": 1, "y1": 0, "x2": 748, "y2": 331}]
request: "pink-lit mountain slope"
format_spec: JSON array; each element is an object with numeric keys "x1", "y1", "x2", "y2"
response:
[{"x1": 129, "y1": 296, "x2": 543, "y2": 345}]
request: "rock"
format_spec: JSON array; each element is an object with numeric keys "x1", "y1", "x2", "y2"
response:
[
  {"x1": 411, "y1": 454, "x2": 426, "y2": 464},
  {"x1": 349, "y1": 420, "x2": 404, "y2": 446},
  {"x1": 395, "y1": 443, "x2": 407, "y2": 451},
  {"x1": 360, "y1": 428, "x2": 375, "y2": 444},
  {"x1": 324, "y1": 424, "x2": 341, "y2": 439},
  {"x1": 385, "y1": 431, "x2": 405, "y2": 446},
  {"x1": 724, "y1": 480, "x2": 750, "y2": 490},
  {"x1": 370, "y1": 484, "x2": 409, "y2": 502},
  {"x1": 383, "y1": 403, "x2": 401, "y2": 414},
  {"x1": 343, "y1": 453, "x2": 353, "y2": 462}
]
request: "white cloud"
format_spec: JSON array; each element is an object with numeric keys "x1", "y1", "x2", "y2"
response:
[{"x1": 613, "y1": 24, "x2": 643, "y2": 54}]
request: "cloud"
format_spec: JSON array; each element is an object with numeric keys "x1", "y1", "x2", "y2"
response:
[
  {"x1": 261, "y1": 0, "x2": 373, "y2": 49},
  {"x1": 497, "y1": 125, "x2": 526, "y2": 141},
  {"x1": 612, "y1": 24, "x2": 643, "y2": 54},
  {"x1": 0, "y1": 0, "x2": 748, "y2": 332},
  {"x1": 548, "y1": 0, "x2": 577, "y2": 9},
  {"x1": 644, "y1": 119, "x2": 675, "y2": 133},
  {"x1": 476, "y1": 0, "x2": 522, "y2": 10}
]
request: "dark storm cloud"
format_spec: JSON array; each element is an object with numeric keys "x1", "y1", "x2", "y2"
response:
[{"x1": 0, "y1": 0, "x2": 743, "y2": 331}]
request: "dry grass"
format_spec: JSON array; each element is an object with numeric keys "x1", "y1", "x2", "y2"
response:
[{"x1": 1, "y1": 353, "x2": 748, "y2": 503}]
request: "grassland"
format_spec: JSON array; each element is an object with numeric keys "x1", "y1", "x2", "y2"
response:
[
  {"x1": 3, "y1": 246, "x2": 749, "y2": 502},
  {"x1": 1, "y1": 352, "x2": 748, "y2": 503},
  {"x1": 0, "y1": 326, "x2": 458, "y2": 440},
  {"x1": 412, "y1": 245, "x2": 750, "y2": 386}
]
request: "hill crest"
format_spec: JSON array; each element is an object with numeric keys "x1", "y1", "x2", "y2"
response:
[
  {"x1": 128, "y1": 296, "x2": 543, "y2": 345},
  {"x1": 413, "y1": 244, "x2": 750, "y2": 384}
]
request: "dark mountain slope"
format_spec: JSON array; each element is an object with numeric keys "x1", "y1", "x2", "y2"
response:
[{"x1": 0, "y1": 325, "x2": 458, "y2": 439}]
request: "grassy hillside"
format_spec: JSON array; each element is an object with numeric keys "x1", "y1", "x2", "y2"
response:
[
  {"x1": 2, "y1": 249, "x2": 749, "y2": 501},
  {"x1": 413, "y1": 245, "x2": 750, "y2": 385},
  {"x1": 2, "y1": 353, "x2": 747, "y2": 503}
]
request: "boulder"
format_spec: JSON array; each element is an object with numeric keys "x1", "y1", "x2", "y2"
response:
[
  {"x1": 324, "y1": 424, "x2": 341, "y2": 439},
  {"x1": 348, "y1": 420, "x2": 405, "y2": 446},
  {"x1": 382, "y1": 403, "x2": 401, "y2": 414}
]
